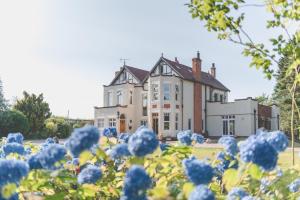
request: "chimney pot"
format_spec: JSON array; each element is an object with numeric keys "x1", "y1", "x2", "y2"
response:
[
  {"x1": 175, "y1": 57, "x2": 179, "y2": 63},
  {"x1": 210, "y1": 63, "x2": 216, "y2": 78},
  {"x1": 197, "y1": 51, "x2": 200, "y2": 59}
]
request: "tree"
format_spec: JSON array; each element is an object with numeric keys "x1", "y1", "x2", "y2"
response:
[
  {"x1": 0, "y1": 78, "x2": 8, "y2": 112},
  {"x1": 187, "y1": 0, "x2": 299, "y2": 164},
  {"x1": 255, "y1": 93, "x2": 273, "y2": 106},
  {"x1": 44, "y1": 116, "x2": 73, "y2": 138},
  {"x1": 0, "y1": 110, "x2": 29, "y2": 137},
  {"x1": 13, "y1": 91, "x2": 51, "y2": 136}
]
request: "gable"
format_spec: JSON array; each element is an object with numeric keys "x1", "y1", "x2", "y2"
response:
[
  {"x1": 150, "y1": 58, "x2": 181, "y2": 77},
  {"x1": 110, "y1": 67, "x2": 138, "y2": 85}
]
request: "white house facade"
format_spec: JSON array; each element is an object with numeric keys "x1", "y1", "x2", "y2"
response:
[{"x1": 94, "y1": 53, "x2": 280, "y2": 138}]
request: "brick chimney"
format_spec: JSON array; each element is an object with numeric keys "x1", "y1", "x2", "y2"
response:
[
  {"x1": 211, "y1": 63, "x2": 216, "y2": 78},
  {"x1": 192, "y1": 51, "x2": 202, "y2": 133}
]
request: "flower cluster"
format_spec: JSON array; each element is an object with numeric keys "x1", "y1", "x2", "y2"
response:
[
  {"x1": 128, "y1": 128, "x2": 158, "y2": 157},
  {"x1": 226, "y1": 187, "x2": 249, "y2": 200},
  {"x1": 215, "y1": 152, "x2": 238, "y2": 174},
  {"x1": 159, "y1": 142, "x2": 170, "y2": 151},
  {"x1": 66, "y1": 126, "x2": 100, "y2": 157},
  {"x1": 78, "y1": 165, "x2": 102, "y2": 184},
  {"x1": 177, "y1": 130, "x2": 192, "y2": 146},
  {"x1": 191, "y1": 133, "x2": 205, "y2": 144},
  {"x1": 108, "y1": 144, "x2": 131, "y2": 160},
  {"x1": 288, "y1": 178, "x2": 300, "y2": 193},
  {"x1": 183, "y1": 156, "x2": 214, "y2": 185},
  {"x1": 264, "y1": 131, "x2": 288, "y2": 152},
  {"x1": 2, "y1": 143, "x2": 25, "y2": 156},
  {"x1": 6, "y1": 133, "x2": 24, "y2": 144},
  {"x1": 218, "y1": 136, "x2": 238, "y2": 156},
  {"x1": 103, "y1": 127, "x2": 117, "y2": 138},
  {"x1": 118, "y1": 133, "x2": 130, "y2": 143},
  {"x1": 0, "y1": 159, "x2": 29, "y2": 187},
  {"x1": 121, "y1": 165, "x2": 152, "y2": 200},
  {"x1": 188, "y1": 185, "x2": 215, "y2": 200}
]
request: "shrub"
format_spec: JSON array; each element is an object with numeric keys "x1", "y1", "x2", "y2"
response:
[{"x1": 0, "y1": 110, "x2": 29, "y2": 138}]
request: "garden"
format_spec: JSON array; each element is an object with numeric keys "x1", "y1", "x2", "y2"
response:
[{"x1": 0, "y1": 126, "x2": 299, "y2": 200}]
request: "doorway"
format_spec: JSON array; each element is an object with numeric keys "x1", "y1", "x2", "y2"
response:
[
  {"x1": 119, "y1": 114, "x2": 126, "y2": 133},
  {"x1": 152, "y1": 113, "x2": 159, "y2": 135}
]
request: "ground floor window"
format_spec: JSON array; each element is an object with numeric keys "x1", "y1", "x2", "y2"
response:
[
  {"x1": 109, "y1": 118, "x2": 116, "y2": 127},
  {"x1": 97, "y1": 118, "x2": 104, "y2": 128},
  {"x1": 222, "y1": 115, "x2": 235, "y2": 135},
  {"x1": 175, "y1": 113, "x2": 179, "y2": 130},
  {"x1": 140, "y1": 120, "x2": 147, "y2": 126},
  {"x1": 188, "y1": 119, "x2": 191, "y2": 130},
  {"x1": 164, "y1": 113, "x2": 170, "y2": 130}
]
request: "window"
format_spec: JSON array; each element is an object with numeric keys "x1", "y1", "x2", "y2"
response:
[
  {"x1": 128, "y1": 73, "x2": 133, "y2": 83},
  {"x1": 188, "y1": 119, "x2": 191, "y2": 130},
  {"x1": 164, "y1": 113, "x2": 170, "y2": 130},
  {"x1": 175, "y1": 84, "x2": 179, "y2": 101},
  {"x1": 97, "y1": 118, "x2": 104, "y2": 128},
  {"x1": 140, "y1": 120, "x2": 147, "y2": 126},
  {"x1": 109, "y1": 118, "x2": 116, "y2": 127},
  {"x1": 130, "y1": 91, "x2": 133, "y2": 104},
  {"x1": 163, "y1": 83, "x2": 171, "y2": 101},
  {"x1": 160, "y1": 64, "x2": 172, "y2": 75},
  {"x1": 214, "y1": 93, "x2": 218, "y2": 102},
  {"x1": 222, "y1": 115, "x2": 235, "y2": 135},
  {"x1": 142, "y1": 94, "x2": 147, "y2": 116},
  {"x1": 152, "y1": 84, "x2": 159, "y2": 101},
  {"x1": 107, "y1": 92, "x2": 113, "y2": 106},
  {"x1": 117, "y1": 91, "x2": 123, "y2": 105},
  {"x1": 220, "y1": 95, "x2": 223, "y2": 103},
  {"x1": 209, "y1": 89, "x2": 213, "y2": 101},
  {"x1": 175, "y1": 113, "x2": 179, "y2": 130}
]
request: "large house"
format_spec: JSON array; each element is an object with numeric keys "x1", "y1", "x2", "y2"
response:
[{"x1": 94, "y1": 53, "x2": 280, "y2": 138}]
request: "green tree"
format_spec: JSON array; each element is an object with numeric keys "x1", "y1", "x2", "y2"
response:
[
  {"x1": 0, "y1": 78, "x2": 8, "y2": 112},
  {"x1": 0, "y1": 110, "x2": 29, "y2": 137},
  {"x1": 44, "y1": 116, "x2": 72, "y2": 138},
  {"x1": 255, "y1": 93, "x2": 273, "y2": 106},
  {"x1": 13, "y1": 91, "x2": 51, "y2": 136},
  {"x1": 187, "y1": 0, "x2": 299, "y2": 164}
]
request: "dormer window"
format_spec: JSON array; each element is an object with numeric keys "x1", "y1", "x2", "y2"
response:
[{"x1": 160, "y1": 64, "x2": 172, "y2": 75}]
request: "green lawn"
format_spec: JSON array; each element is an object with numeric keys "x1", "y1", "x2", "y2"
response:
[{"x1": 192, "y1": 147, "x2": 300, "y2": 169}]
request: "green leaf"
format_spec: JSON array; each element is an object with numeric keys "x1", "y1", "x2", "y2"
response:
[
  {"x1": 223, "y1": 169, "x2": 239, "y2": 191},
  {"x1": 182, "y1": 182, "x2": 194, "y2": 198},
  {"x1": 248, "y1": 164, "x2": 263, "y2": 180},
  {"x1": 79, "y1": 151, "x2": 94, "y2": 166}
]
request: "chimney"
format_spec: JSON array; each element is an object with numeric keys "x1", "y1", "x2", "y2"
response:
[
  {"x1": 115, "y1": 67, "x2": 123, "y2": 77},
  {"x1": 192, "y1": 51, "x2": 202, "y2": 81},
  {"x1": 211, "y1": 63, "x2": 216, "y2": 78},
  {"x1": 175, "y1": 57, "x2": 179, "y2": 63}
]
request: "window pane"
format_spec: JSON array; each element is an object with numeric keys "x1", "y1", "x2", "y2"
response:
[{"x1": 163, "y1": 83, "x2": 170, "y2": 100}]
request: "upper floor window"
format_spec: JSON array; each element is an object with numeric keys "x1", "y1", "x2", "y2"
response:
[
  {"x1": 130, "y1": 91, "x2": 133, "y2": 104},
  {"x1": 175, "y1": 84, "x2": 179, "y2": 101},
  {"x1": 163, "y1": 83, "x2": 171, "y2": 101},
  {"x1": 152, "y1": 84, "x2": 159, "y2": 101},
  {"x1": 214, "y1": 93, "x2": 218, "y2": 102},
  {"x1": 107, "y1": 92, "x2": 113, "y2": 106},
  {"x1": 142, "y1": 94, "x2": 147, "y2": 116},
  {"x1": 160, "y1": 64, "x2": 172, "y2": 75},
  {"x1": 175, "y1": 113, "x2": 179, "y2": 130},
  {"x1": 117, "y1": 91, "x2": 123, "y2": 105}
]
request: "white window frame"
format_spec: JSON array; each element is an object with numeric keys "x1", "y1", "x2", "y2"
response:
[
  {"x1": 164, "y1": 113, "x2": 170, "y2": 130},
  {"x1": 163, "y1": 83, "x2": 171, "y2": 101},
  {"x1": 161, "y1": 64, "x2": 172, "y2": 75},
  {"x1": 109, "y1": 118, "x2": 116, "y2": 127},
  {"x1": 116, "y1": 90, "x2": 123, "y2": 105},
  {"x1": 175, "y1": 113, "x2": 179, "y2": 130},
  {"x1": 152, "y1": 83, "x2": 159, "y2": 101},
  {"x1": 107, "y1": 91, "x2": 113, "y2": 107},
  {"x1": 97, "y1": 118, "x2": 104, "y2": 128},
  {"x1": 222, "y1": 115, "x2": 235, "y2": 135}
]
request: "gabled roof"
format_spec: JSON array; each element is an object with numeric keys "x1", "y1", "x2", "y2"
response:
[{"x1": 158, "y1": 57, "x2": 230, "y2": 91}]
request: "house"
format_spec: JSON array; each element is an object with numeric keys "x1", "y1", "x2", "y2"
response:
[{"x1": 94, "y1": 53, "x2": 280, "y2": 138}]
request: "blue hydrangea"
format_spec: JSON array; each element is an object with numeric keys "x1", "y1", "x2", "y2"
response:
[
  {"x1": 45, "y1": 138, "x2": 56, "y2": 144},
  {"x1": 0, "y1": 159, "x2": 29, "y2": 187},
  {"x1": 192, "y1": 133, "x2": 205, "y2": 144},
  {"x1": 183, "y1": 157, "x2": 214, "y2": 185},
  {"x1": 0, "y1": 193, "x2": 18, "y2": 200},
  {"x1": 265, "y1": 131, "x2": 288, "y2": 152},
  {"x1": 28, "y1": 144, "x2": 66, "y2": 170},
  {"x1": 188, "y1": 185, "x2": 215, "y2": 200},
  {"x1": 218, "y1": 136, "x2": 238, "y2": 156},
  {"x1": 240, "y1": 137, "x2": 278, "y2": 171},
  {"x1": 3, "y1": 143, "x2": 25, "y2": 156},
  {"x1": 241, "y1": 197, "x2": 256, "y2": 200},
  {"x1": 128, "y1": 128, "x2": 158, "y2": 157},
  {"x1": 260, "y1": 178, "x2": 271, "y2": 193},
  {"x1": 159, "y1": 143, "x2": 170, "y2": 151},
  {"x1": 72, "y1": 158, "x2": 79, "y2": 166},
  {"x1": 121, "y1": 165, "x2": 152, "y2": 200},
  {"x1": 288, "y1": 178, "x2": 300, "y2": 193},
  {"x1": 77, "y1": 165, "x2": 102, "y2": 184},
  {"x1": 118, "y1": 133, "x2": 130, "y2": 143},
  {"x1": 226, "y1": 188, "x2": 248, "y2": 200},
  {"x1": 215, "y1": 152, "x2": 238, "y2": 174},
  {"x1": 108, "y1": 144, "x2": 131, "y2": 160},
  {"x1": 177, "y1": 130, "x2": 192, "y2": 146},
  {"x1": 66, "y1": 125, "x2": 100, "y2": 157},
  {"x1": 103, "y1": 127, "x2": 117, "y2": 138},
  {"x1": 6, "y1": 133, "x2": 24, "y2": 144}
]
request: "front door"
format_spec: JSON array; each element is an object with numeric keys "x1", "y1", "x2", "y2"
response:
[
  {"x1": 119, "y1": 114, "x2": 126, "y2": 133},
  {"x1": 152, "y1": 113, "x2": 159, "y2": 135}
]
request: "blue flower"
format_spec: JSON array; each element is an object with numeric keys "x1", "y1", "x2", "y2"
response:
[
  {"x1": 192, "y1": 133, "x2": 205, "y2": 144},
  {"x1": 265, "y1": 131, "x2": 288, "y2": 152},
  {"x1": 3, "y1": 143, "x2": 25, "y2": 156},
  {"x1": 241, "y1": 197, "x2": 256, "y2": 200},
  {"x1": 0, "y1": 193, "x2": 18, "y2": 200},
  {"x1": 77, "y1": 165, "x2": 102, "y2": 184},
  {"x1": 240, "y1": 137, "x2": 278, "y2": 171},
  {"x1": 45, "y1": 138, "x2": 56, "y2": 144},
  {"x1": 128, "y1": 128, "x2": 158, "y2": 157},
  {"x1": 215, "y1": 152, "x2": 238, "y2": 174},
  {"x1": 188, "y1": 185, "x2": 215, "y2": 200},
  {"x1": 108, "y1": 144, "x2": 131, "y2": 160},
  {"x1": 177, "y1": 130, "x2": 192, "y2": 146},
  {"x1": 72, "y1": 158, "x2": 79, "y2": 166},
  {"x1": 103, "y1": 127, "x2": 117, "y2": 138},
  {"x1": 118, "y1": 133, "x2": 130, "y2": 143},
  {"x1": 218, "y1": 136, "x2": 238, "y2": 156},
  {"x1": 260, "y1": 178, "x2": 271, "y2": 193},
  {"x1": 28, "y1": 144, "x2": 66, "y2": 170},
  {"x1": 183, "y1": 157, "x2": 214, "y2": 185},
  {"x1": 288, "y1": 178, "x2": 300, "y2": 193},
  {"x1": 226, "y1": 188, "x2": 248, "y2": 200},
  {"x1": 159, "y1": 143, "x2": 170, "y2": 151},
  {"x1": 121, "y1": 165, "x2": 152, "y2": 200},
  {"x1": 0, "y1": 159, "x2": 29, "y2": 187},
  {"x1": 66, "y1": 125, "x2": 100, "y2": 157},
  {"x1": 6, "y1": 133, "x2": 24, "y2": 144}
]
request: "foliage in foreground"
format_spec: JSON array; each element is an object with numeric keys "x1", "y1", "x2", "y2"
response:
[{"x1": 0, "y1": 127, "x2": 299, "y2": 200}]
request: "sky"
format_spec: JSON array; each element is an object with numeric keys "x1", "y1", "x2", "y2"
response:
[{"x1": 0, "y1": 0, "x2": 288, "y2": 119}]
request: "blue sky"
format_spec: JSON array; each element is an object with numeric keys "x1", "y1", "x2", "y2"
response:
[{"x1": 0, "y1": 0, "x2": 282, "y2": 119}]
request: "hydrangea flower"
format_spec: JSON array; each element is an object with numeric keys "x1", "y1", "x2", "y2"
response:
[
  {"x1": 188, "y1": 185, "x2": 215, "y2": 200},
  {"x1": 6, "y1": 133, "x2": 24, "y2": 144},
  {"x1": 77, "y1": 165, "x2": 102, "y2": 184},
  {"x1": 118, "y1": 133, "x2": 130, "y2": 143},
  {"x1": 182, "y1": 157, "x2": 214, "y2": 185},
  {"x1": 218, "y1": 136, "x2": 238, "y2": 156},
  {"x1": 45, "y1": 137, "x2": 56, "y2": 144},
  {"x1": 28, "y1": 144, "x2": 66, "y2": 170},
  {"x1": 66, "y1": 125, "x2": 100, "y2": 157},
  {"x1": 240, "y1": 137, "x2": 278, "y2": 171},
  {"x1": 128, "y1": 128, "x2": 158, "y2": 157},
  {"x1": 177, "y1": 130, "x2": 192, "y2": 146},
  {"x1": 226, "y1": 187, "x2": 248, "y2": 200},
  {"x1": 260, "y1": 178, "x2": 271, "y2": 193},
  {"x1": 192, "y1": 133, "x2": 205, "y2": 144},
  {"x1": 102, "y1": 127, "x2": 117, "y2": 138},
  {"x1": 3, "y1": 143, "x2": 25, "y2": 156},
  {"x1": 121, "y1": 165, "x2": 152, "y2": 200},
  {"x1": 0, "y1": 193, "x2": 18, "y2": 200},
  {"x1": 215, "y1": 152, "x2": 238, "y2": 174},
  {"x1": 288, "y1": 178, "x2": 300, "y2": 193},
  {"x1": 0, "y1": 159, "x2": 29, "y2": 187},
  {"x1": 159, "y1": 143, "x2": 170, "y2": 151},
  {"x1": 108, "y1": 144, "x2": 131, "y2": 160},
  {"x1": 265, "y1": 131, "x2": 288, "y2": 152}
]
